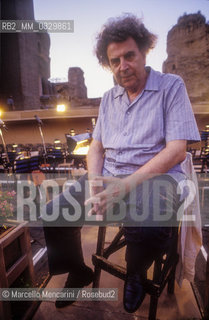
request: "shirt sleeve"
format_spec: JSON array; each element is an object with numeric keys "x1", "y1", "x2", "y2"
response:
[{"x1": 165, "y1": 78, "x2": 200, "y2": 143}]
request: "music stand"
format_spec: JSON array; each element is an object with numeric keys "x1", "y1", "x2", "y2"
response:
[
  {"x1": 34, "y1": 115, "x2": 47, "y2": 164},
  {"x1": 0, "y1": 120, "x2": 12, "y2": 172},
  {"x1": 65, "y1": 132, "x2": 91, "y2": 153},
  {"x1": 65, "y1": 133, "x2": 91, "y2": 168}
]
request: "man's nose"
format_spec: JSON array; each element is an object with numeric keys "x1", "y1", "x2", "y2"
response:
[{"x1": 119, "y1": 58, "x2": 128, "y2": 71}]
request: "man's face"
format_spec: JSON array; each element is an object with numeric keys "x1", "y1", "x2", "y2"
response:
[{"x1": 107, "y1": 37, "x2": 146, "y2": 92}]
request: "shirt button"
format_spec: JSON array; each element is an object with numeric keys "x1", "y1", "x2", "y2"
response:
[{"x1": 127, "y1": 111, "x2": 130, "y2": 115}]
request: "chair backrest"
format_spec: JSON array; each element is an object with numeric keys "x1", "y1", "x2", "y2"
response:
[
  {"x1": 14, "y1": 158, "x2": 29, "y2": 173},
  {"x1": 29, "y1": 156, "x2": 40, "y2": 171},
  {"x1": 7, "y1": 152, "x2": 17, "y2": 165},
  {"x1": 14, "y1": 156, "x2": 40, "y2": 173}
]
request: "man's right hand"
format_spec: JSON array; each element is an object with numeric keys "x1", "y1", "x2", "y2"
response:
[{"x1": 86, "y1": 176, "x2": 127, "y2": 220}]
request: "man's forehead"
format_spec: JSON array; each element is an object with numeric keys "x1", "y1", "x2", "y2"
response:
[{"x1": 107, "y1": 38, "x2": 139, "y2": 56}]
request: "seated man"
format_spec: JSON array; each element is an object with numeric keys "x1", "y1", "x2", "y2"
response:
[{"x1": 43, "y1": 14, "x2": 200, "y2": 313}]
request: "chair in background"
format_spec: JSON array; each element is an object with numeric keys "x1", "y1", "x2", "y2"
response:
[
  {"x1": 45, "y1": 148, "x2": 65, "y2": 172},
  {"x1": 29, "y1": 155, "x2": 40, "y2": 172},
  {"x1": 14, "y1": 158, "x2": 30, "y2": 174},
  {"x1": 192, "y1": 148, "x2": 207, "y2": 173}
]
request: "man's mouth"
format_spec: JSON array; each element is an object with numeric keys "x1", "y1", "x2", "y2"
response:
[
  {"x1": 121, "y1": 75, "x2": 134, "y2": 83},
  {"x1": 121, "y1": 74, "x2": 133, "y2": 80}
]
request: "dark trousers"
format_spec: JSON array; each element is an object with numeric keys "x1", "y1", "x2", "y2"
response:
[{"x1": 43, "y1": 173, "x2": 181, "y2": 275}]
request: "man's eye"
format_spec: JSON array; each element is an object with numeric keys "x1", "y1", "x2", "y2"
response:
[
  {"x1": 111, "y1": 59, "x2": 120, "y2": 66},
  {"x1": 125, "y1": 52, "x2": 135, "y2": 61}
]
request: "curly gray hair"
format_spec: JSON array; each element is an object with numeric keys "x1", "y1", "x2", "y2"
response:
[{"x1": 95, "y1": 14, "x2": 157, "y2": 67}]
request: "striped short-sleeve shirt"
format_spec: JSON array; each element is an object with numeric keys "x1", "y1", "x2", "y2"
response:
[{"x1": 92, "y1": 67, "x2": 200, "y2": 179}]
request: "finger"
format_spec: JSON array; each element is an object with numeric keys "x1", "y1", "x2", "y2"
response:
[
  {"x1": 87, "y1": 207, "x2": 104, "y2": 221},
  {"x1": 84, "y1": 195, "x2": 101, "y2": 206},
  {"x1": 87, "y1": 207, "x2": 97, "y2": 217},
  {"x1": 85, "y1": 187, "x2": 110, "y2": 205},
  {"x1": 90, "y1": 186, "x2": 104, "y2": 197}
]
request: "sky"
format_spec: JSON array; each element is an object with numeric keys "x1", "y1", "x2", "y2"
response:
[{"x1": 33, "y1": 0, "x2": 209, "y2": 98}]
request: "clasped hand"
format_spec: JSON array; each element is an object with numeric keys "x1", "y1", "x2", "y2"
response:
[{"x1": 85, "y1": 176, "x2": 127, "y2": 220}]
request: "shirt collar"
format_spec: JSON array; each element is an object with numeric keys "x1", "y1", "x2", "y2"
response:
[
  {"x1": 113, "y1": 85, "x2": 125, "y2": 99},
  {"x1": 144, "y1": 67, "x2": 160, "y2": 91},
  {"x1": 113, "y1": 66, "x2": 159, "y2": 99}
]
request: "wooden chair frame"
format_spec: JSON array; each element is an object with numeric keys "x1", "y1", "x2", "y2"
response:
[{"x1": 92, "y1": 226, "x2": 179, "y2": 320}]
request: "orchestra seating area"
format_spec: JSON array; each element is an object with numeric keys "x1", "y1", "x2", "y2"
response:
[
  {"x1": 0, "y1": 142, "x2": 209, "y2": 175},
  {"x1": 188, "y1": 129, "x2": 209, "y2": 173},
  {"x1": 0, "y1": 125, "x2": 209, "y2": 177},
  {"x1": 188, "y1": 146, "x2": 209, "y2": 173},
  {"x1": 0, "y1": 142, "x2": 87, "y2": 176}
]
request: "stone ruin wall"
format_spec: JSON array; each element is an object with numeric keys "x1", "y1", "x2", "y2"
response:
[
  {"x1": 0, "y1": 0, "x2": 51, "y2": 110},
  {"x1": 68, "y1": 67, "x2": 87, "y2": 99},
  {"x1": 163, "y1": 12, "x2": 209, "y2": 104},
  {"x1": 52, "y1": 67, "x2": 101, "y2": 108},
  {"x1": 0, "y1": 0, "x2": 100, "y2": 110}
]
